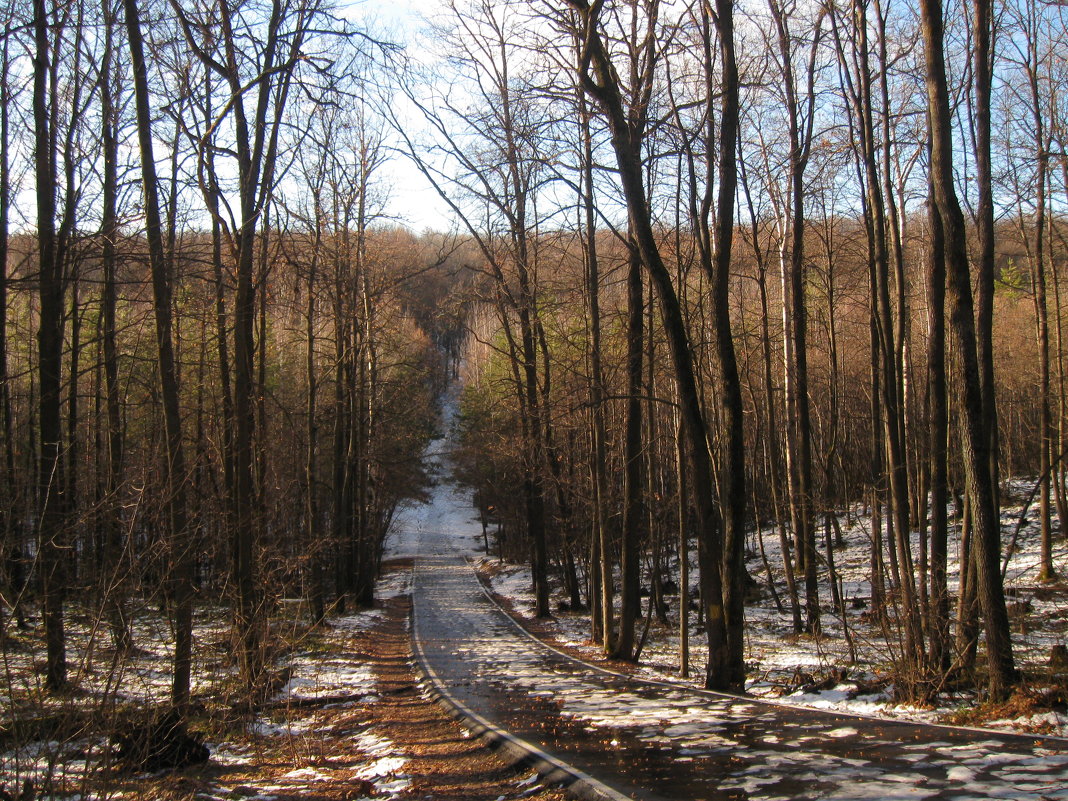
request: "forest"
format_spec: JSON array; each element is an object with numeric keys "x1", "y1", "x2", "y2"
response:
[{"x1": 2, "y1": 0, "x2": 1068, "y2": 791}]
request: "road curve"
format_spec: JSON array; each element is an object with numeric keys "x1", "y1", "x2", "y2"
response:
[{"x1": 402, "y1": 433, "x2": 1068, "y2": 801}]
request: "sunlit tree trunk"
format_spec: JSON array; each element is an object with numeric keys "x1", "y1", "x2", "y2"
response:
[
  {"x1": 569, "y1": 0, "x2": 741, "y2": 690},
  {"x1": 919, "y1": 0, "x2": 1016, "y2": 700},
  {"x1": 740, "y1": 164, "x2": 802, "y2": 632},
  {"x1": 926, "y1": 164, "x2": 950, "y2": 675}
]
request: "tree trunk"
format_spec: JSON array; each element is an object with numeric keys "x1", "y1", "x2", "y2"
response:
[
  {"x1": 578, "y1": 84, "x2": 610, "y2": 647},
  {"x1": 614, "y1": 242, "x2": 644, "y2": 660},
  {"x1": 971, "y1": 0, "x2": 999, "y2": 513},
  {"x1": 919, "y1": 0, "x2": 1016, "y2": 699},
  {"x1": 742, "y1": 167, "x2": 801, "y2": 632},
  {"x1": 676, "y1": 410, "x2": 689, "y2": 679},
  {"x1": 306, "y1": 222, "x2": 324, "y2": 624},
  {"x1": 570, "y1": 0, "x2": 738, "y2": 689},
  {"x1": 99, "y1": 0, "x2": 131, "y2": 652},
  {"x1": 1023, "y1": 23, "x2": 1054, "y2": 582},
  {"x1": 768, "y1": 1, "x2": 824, "y2": 640},
  {"x1": 34, "y1": 0, "x2": 67, "y2": 692},
  {"x1": 926, "y1": 173, "x2": 950, "y2": 675},
  {"x1": 710, "y1": 0, "x2": 748, "y2": 687},
  {"x1": 124, "y1": 0, "x2": 194, "y2": 711},
  {"x1": 955, "y1": 488, "x2": 979, "y2": 673},
  {"x1": 0, "y1": 32, "x2": 15, "y2": 642}
]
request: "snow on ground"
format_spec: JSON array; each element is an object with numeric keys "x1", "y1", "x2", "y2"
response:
[
  {"x1": 194, "y1": 726, "x2": 410, "y2": 801},
  {"x1": 388, "y1": 387, "x2": 484, "y2": 565},
  {"x1": 0, "y1": 606, "x2": 236, "y2": 716},
  {"x1": 225, "y1": 592, "x2": 412, "y2": 799},
  {"x1": 0, "y1": 386, "x2": 443, "y2": 798},
  {"x1": 0, "y1": 574, "x2": 411, "y2": 800},
  {"x1": 415, "y1": 468, "x2": 1068, "y2": 801},
  {"x1": 474, "y1": 477, "x2": 1068, "y2": 739}
]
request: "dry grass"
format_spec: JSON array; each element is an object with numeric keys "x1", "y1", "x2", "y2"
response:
[{"x1": 943, "y1": 686, "x2": 1062, "y2": 734}]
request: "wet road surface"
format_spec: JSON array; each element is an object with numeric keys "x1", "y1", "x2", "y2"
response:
[{"x1": 404, "y1": 436, "x2": 1068, "y2": 800}]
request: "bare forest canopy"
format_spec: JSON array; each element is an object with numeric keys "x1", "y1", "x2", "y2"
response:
[{"x1": 1, "y1": 0, "x2": 1067, "y2": 732}]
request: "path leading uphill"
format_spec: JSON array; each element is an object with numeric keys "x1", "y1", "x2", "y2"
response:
[{"x1": 398, "y1": 422, "x2": 1068, "y2": 801}]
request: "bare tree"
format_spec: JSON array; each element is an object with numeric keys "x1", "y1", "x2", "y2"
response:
[
  {"x1": 919, "y1": 0, "x2": 1016, "y2": 700},
  {"x1": 925, "y1": 144, "x2": 950, "y2": 674},
  {"x1": 566, "y1": 0, "x2": 744, "y2": 690},
  {"x1": 124, "y1": 0, "x2": 196, "y2": 711},
  {"x1": 0, "y1": 14, "x2": 17, "y2": 640},
  {"x1": 392, "y1": 0, "x2": 555, "y2": 617},
  {"x1": 34, "y1": 0, "x2": 69, "y2": 691},
  {"x1": 765, "y1": 0, "x2": 825, "y2": 636},
  {"x1": 170, "y1": 0, "x2": 330, "y2": 683},
  {"x1": 99, "y1": 0, "x2": 132, "y2": 653}
]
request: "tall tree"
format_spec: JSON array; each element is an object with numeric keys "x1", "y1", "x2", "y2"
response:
[
  {"x1": 972, "y1": 0, "x2": 999, "y2": 519},
  {"x1": 0, "y1": 19, "x2": 16, "y2": 640},
  {"x1": 767, "y1": 0, "x2": 824, "y2": 636},
  {"x1": 574, "y1": 69, "x2": 611, "y2": 646},
  {"x1": 34, "y1": 0, "x2": 68, "y2": 692},
  {"x1": 671, "y1": 0, "x2": 749, "y2": 683},
  {"x1": 99, "y1": 0, "x2": 131, "y2": 653},
  {"x1": 567, "y1": 0, "x2": 744, "y2": 690},
  {"x1": 1008, "y1": 0, "x2": 1054, "y2": 581},
  {"x1": 171, "y1": 0, "x2": 324, "y2": 682},
  {"x1": 925, "y1": 149, "x2": 950, "y2": 674},
  {"x1": 615, "y1": 239, "x2": 644, "y2": 660},
  {"x1": 124, "y1": 0, "x2": 196, "y2": 711},
  {"x1": 919, "y1": 0, "x2": 1016, "y2": 700}
]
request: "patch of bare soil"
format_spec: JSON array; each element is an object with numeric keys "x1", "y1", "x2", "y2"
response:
[
  {"x1": 363, "y1": 590, "x2": 569, "y2": 801},
  {"x1": 86, "y1": 564, "x2": 568, "y2": 801}
]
